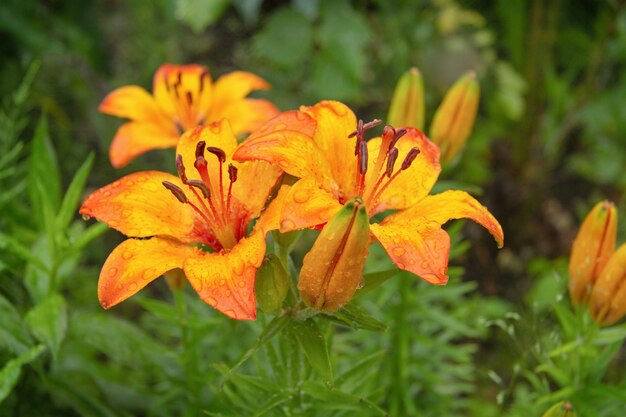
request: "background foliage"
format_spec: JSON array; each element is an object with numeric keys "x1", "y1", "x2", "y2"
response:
[{"x1": 2, "y1": 0, "x2": 626, "y2": 416}]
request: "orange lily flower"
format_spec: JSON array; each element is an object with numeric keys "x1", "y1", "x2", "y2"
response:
[
  {"x1": 233, "y1": 101, "x2": 503, "y2": 302},
  {"x1": 79, "y1": 119, "x2": 301, "y2": 320},
  {"x1": 99, "y1": 64, "x2": 279, "y2": 168}
]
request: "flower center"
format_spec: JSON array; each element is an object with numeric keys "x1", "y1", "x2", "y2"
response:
[
  {"x1": 349, "y1": 121, "x2": 420, "y2": 209},
  {"x1": 162, "y1": 140, "x2": 242, "y2": 251},
  {"x1": 162, "y1": 69, "x2": 210, "y2": 133}
]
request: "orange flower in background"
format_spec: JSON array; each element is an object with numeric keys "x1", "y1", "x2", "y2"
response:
[
  {"x1": 79, "y1": 118, "x2": 306, "y2": 320},
  {"x1": 234, "y1": 100, "x2": 503, "y2": 311},
  {"x1": 99, "y1": 64, "x2": 279, "y2": 168}
]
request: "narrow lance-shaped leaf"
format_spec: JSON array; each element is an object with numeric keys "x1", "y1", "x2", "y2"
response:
[{"x1": 291, "y1": 319, "x2": 333, "y2": 385}]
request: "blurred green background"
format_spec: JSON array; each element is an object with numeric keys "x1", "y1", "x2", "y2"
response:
[{"x1": 2, "y1": 0, "x2": 626, "y2": 416}]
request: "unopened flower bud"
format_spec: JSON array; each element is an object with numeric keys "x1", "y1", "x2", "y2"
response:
[
  {"x1": 569, "y1": 201, "x2": 617, "y2": 305},
  {"x1": 589, "y1": 243, "x2": 626, "y2": 326},
  {"x1": 541, "y1": 401, "x2": 576, "y2": 417},
  {"x1": 387, "y1": 68, "x2": 425, "y2": 130},
  {"x1": 429, "y1": 71, "x2": 479, "y2": 163},
  {"x1": 298, "y1": 198, "x2": 370, "y2": 312},
  {"x1": 255, "y1": 254, "x2": 290, "y2": 313}
]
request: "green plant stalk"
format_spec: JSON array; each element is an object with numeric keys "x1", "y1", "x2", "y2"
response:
[{"x1": 175, "y1": 288, "x2": 201, "y2": 416}]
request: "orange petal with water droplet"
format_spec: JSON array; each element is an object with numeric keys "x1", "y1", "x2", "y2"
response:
[
  {"x1": 254, "y1": 185, "x2": 291, "y2": 234},
  {"x1": 79, "y1": 171, "x2": 196, "y2": 242},
  {"x1": 99, "y1": 85, "x2": 170, "y2": 125},
  {"x1": 98, "y1": 238, "x2": 198, "y2": 309},
  {"x1": 370, "y1": 221, "x2": 450, "y2": 285},
  {"x1": 300, "y1": 100, "x2": 358, "y2": 195},
  {"x1": 569, "y1": 200, "x2": 617, "y2": 305},
  {"x1": 184, "y1": 231, "x2": 266, "y2": 320},
  {"x1": 233, "y1": 159, "x2": 283, "y2": 220},
  {"x1": 365, "y1": 128, "x2": 441, "y2": 214},
  {"x1": 280, "y1": 177, "x2": 343, "y2": 232},
  {"x1": 232, "y1": 110, "x2": 333, "y2": 186},
  {"x1": 589, "y1": 243, "x2": 626, "y2": 325},
  {"x1": 109, "y1": 121, "x2": 179, "y2": 168},
  {"x1": 217, "y1": 99, "x2": 280, "y2": 135}
]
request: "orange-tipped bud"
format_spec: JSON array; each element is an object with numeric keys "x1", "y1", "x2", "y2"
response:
[
  {"x1": 255, "y1": 254, "x2": 290, "y2": 313},
  {"x1": 589, "y1": 243, "x2": 626, "y2": 326},
  {"x1": 429, "y1": 71, "x2": 479, "y2": 163},
  {"x1": 387, "y1": 67, "x2": 425, "y2": 130},
  {"x1": 298, "y1": 198, "x2": 370, "y2": 312},
  {"x1": 541, "y1": 401, "x2": 576, "y2": 417},
  {"x1": 569, "y1": 201, "x2": 617, "y2": 305}
]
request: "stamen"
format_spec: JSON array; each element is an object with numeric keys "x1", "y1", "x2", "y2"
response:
[
  {"x1": 187, "y1": 179, "x2": 210, "y2": 199},
  {"x1": 195, "y1": 140, "x2": 206, "y2": 158},
  {"x1": 206, "y1": 147, "x2": 226, "y2": 163},
  {"x1": 185, "y1": 91, "x2": 193, "y2": 106},
  {"x1": 389, "y1": 128, "x2": 407, "y2": 150},
  {"x1": 176, "y1": 154, "x2": 188, "y2": 183},
  {"x1": 401, "y1": 147, "x2": 421, "y2": 170},
  {"x1": 198, "y1": 71, "x2": 207, "y2": 93},
  {"x1": 386, "y1": 147, "x2": 399, "y2": 177},
  {"x1": 358, "y1": 141, "x2": 368, "y2": 174},
  {"x1": 162, "y1": 181, "x2": 188, "y2": 203},
  {"x1": 363, "y1": 119, "x2": 382, "y2": 130},
  {"x1": 176, "y1": 71, "x2": 182, "y2": 87},
  {"x1": 228, "y1": 164, "x2": 238, "y2": 183}
]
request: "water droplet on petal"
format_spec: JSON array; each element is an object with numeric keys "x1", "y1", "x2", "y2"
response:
[
  {"x1": 225, "y1": 290, "x2": 231, "y2": 297},
  {"x1": 103, "y1": 190, "x2": 112, "y2": 197},
  {"x1": 421, "y1": 261, "x2": 429, "y2": 269},
  {"x1": 108, "y1": 267, "x2": 118, "y2": 277},
  {"x1": 232, "y1": 259, "x2": 244, "y2": 275},
  {"x1": 219, "y1": 279, "x2": 226, "y2": 286},
  {"x1": 392, "y1": 246, "x2": 406, "y2": 256},
  {"x1": 100, "y1": 300, "x2": 109, "y2": 309},
  {"x1": 205, "y1": 296, "x2": 217, "y2": 306},
  {"x1": 280, "y1": 219, "x2": 296, "y2": 230},
  {"x1": 128, "y1": 282, "x2": 138, "y2": 292},
  {"x1": 293, "y1": 189, "x2": 310, "y2": 204},
  {"x1": 238, "y1": 280, "x2": 245, "y2": 288},
  {"x1": 122, "y1": 251, "x2": 133, "y2": 260}
]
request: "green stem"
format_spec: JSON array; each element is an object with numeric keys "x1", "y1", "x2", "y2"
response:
[{"x1": 175, "y1": 289, "x2": 201, "y2": 417}]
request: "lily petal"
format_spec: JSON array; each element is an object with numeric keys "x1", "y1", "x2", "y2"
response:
[
  {"x1": 99, "y1": 85, "x2": 170, "y2": 125},
  {"x1": 232, "y1": 110, "x2": 332, "y2": 188},
  {"x1": 80, "y1": 171, "x2": 196, "y2": 242},
  {"x1": 280, "y1": 177, "x2": 343, "y2": 232},
  {"x1": 301, "y1": 101, "x2": 358, "y2": 195},
  {"x1": 98, "y1": 237, "x2": 199, "y2": 309},
  {"x1": 152, "y1": 64, "x2": 212, "y2": 122},
  {"x1": 255, "y1": 185, "x2": 291, "y2": 233},
  {"x1": 109, "y1": 121, "x2": 179, "y2": 168},
  {"x1": 370, "y1": 190, "x2": 503, "y2": 284},
  {"x1": 217, "y1": 98, "x2": 280, "y2": 135},
  {"x1": 210, "y1": 71, "x2": 270, "y2": 114},
  {"x1": 366, "y1": 128, "x2": 441, "y2": 213},
  {"x1": 184, "y1": 231, "x2": 267, "y2": 320},
  {"x1": 233, "y1": 160, "x2": 283, "y2": 220}
]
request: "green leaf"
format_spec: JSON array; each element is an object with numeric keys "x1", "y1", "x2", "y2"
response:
[
  {"x1": 0, "y1": 344, "x2": 45, "y2": 404},
  {"x1": 175, "y1": 0, "x2": 231, "y2": 33},
  {"x1": 56, "y1": 152, "x2": 94, "y2": 231},
  {"x1": 221, "y1": 315, "x2": 290, "y2": 384},
  {"x1": 301, "y1": 380, "x2": 388, "y2": 415},
  {"x1": 251, "y1": 7, "x2": 313, "y2": 69},
  {"x1": 45, "y1": 373, "x2": 119, "y2": 417},
  {"x1": 291, "y1": 319, "x2": 333, "y2": 385},
  {"x1": 28, "y1": 116, "x2": 61, "y2": 224},
  {"x1": 25, "y1": 293, "x2": 67, "y2": 357},
  {"x1": 0, "y1": 230, "x2": 48, "y2": 272},
  {"x1": 0, "y1": 295, "x2": 33, "y2": 354},
  {"x1": 354, "y1": 268, "x2": 398, "y2": 298},
  {"x1": 330, "y1": 304, "x2": 387, "y2": 332}
]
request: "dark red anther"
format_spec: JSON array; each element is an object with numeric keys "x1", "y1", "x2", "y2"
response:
[
  {"x1": 206, "y1": 146, "x2": 226, "y2": 163},
  {"x1": 194, "y1": 155, "x2": 207, "y2": 171},
  {"x1": 386, "y1": 147, "x2": 399, "y2": 177},
  {"x1": 228, "y1": 164, "x2": 238, "y2": 183},
  {"x1": 389, "y1": 128, "x2": 407, "y2": 150},
  {"x1": 176, "y1": 154, "x2": 188, "y2": 183},
  {"x1": 162, "y1": 181, "x2": 188, "y2": 203},
  {"x1": 185, "y1": 91, "x2": 193, "y2": 106},
  {"x1": 198, "y1": 71, "x2": 207, "y2": 93},
  {"x1": 401, "y1": 147, "x2": 421, "y2": 170},
  {"x1": 176, "y1": 71, "x2": 182, "y2": 87},
  {"x1": 362, "y1": 119, "x2": 382, "y2": 130},
  {"x1": 358, "y1": 140, "x2": 368, "y2": 174},
  {"x1": 195, "y1": 141, "x2": 206, "y2": 158},
  {"x1": 187, "y1": 179, "x2": 210, "y2": 199}
]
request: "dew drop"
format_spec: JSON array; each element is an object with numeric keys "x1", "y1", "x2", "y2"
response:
[
  {"x1": 100, "y1": 300, "x2": 109, "y2": 309},
  {"x1": 143, "y1": 268, "x2": 156, "y2": 279},
  {"x1": 293, "y1": 189, "x2": 310, "y2": 204},
  {"x1": 232, "y1": 259, "x2": 244, "y2": 275},
  {"x1": 82, "y1": 214, "x2": 91, "y2": 221},
  {"x1": 392, "y1": 246, "x2": 406, "y2": 256},
  {"x1": 275, "y1": 123, "x2": 287, "y2": 131},
  {"x1": 225, "y1": 290, "x2": 232, "y2": 297},
  {"x1": 108, "y1": 267, "x2": 118, "y2": 277},
  {"x1": 128, "y1": 282, "x2": 138, "y2": 292},
  {"x1": 278, "y1": 160, "x2": 289, "y2": 169},
  {"x1": 205, "y1": 296, "x2": 217, "y2": 306},
  {"x1": 225, "y1": 309, "x2": 236, "y2": 318},
  {"x1": 421, "y1": 261, "x2": 429, "y2": 269},
  {"x1": 103, "y1": 190, "x2": 112, "y2": 197},
  {"x1": 109, "y1": 220, "x2": 119, "y2": 228},
  {"x1": 238, "y1": 280, "x2": 245, "y2": 288},
  {"x1": 396, "y1": 262, "x2": 406, "y2": 269},
  {"x1": 121, "y1": 209, "x2": 133, "y2": 219},
  {"x1": 219, "y1": 279, "x2": 226, "y2": 286},
  {"x1": 356, "y1": 281, "x2": 364, "y2": 289},
  {"x1": 122, "y1": 251, "x2": 133, "y2": 260},
  {"x1": 280, "y1": 219, "x2": 296, "y2": 230}
]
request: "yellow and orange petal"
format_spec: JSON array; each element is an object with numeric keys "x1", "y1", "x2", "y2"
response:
[
  {"x1": 370, "y1": 190, "x2": 503, "y2": 284},
  {"x1": 109, "y1": 121, "x2": 179, "y2": 168},
  {"x1": 99, "y1": 85, "x2": 171, "y2": 127},
  {"x1": 80, "y1": 171, "x2": 196, "y2": 242},
  {"x1": 98, "y1": 237, "x2": 200, "y2": 309},
  {"x1": 364, "y1": 128, "x2": 441, "y2": 214},
  {"x1": 183, "y1": 231, "x2": 267, "y2": 320},
  {"x1": 280, "y1": 177, "x2": 343, "y2": 232},
  {"x1": 233, "y1": 110, "x2": 332, "y2": 188}
]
